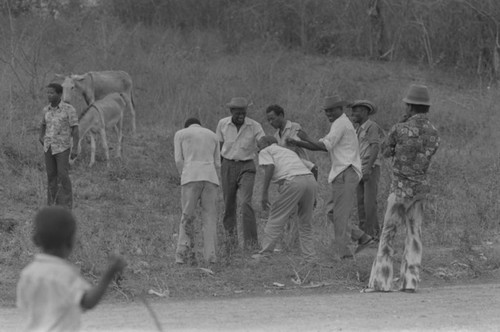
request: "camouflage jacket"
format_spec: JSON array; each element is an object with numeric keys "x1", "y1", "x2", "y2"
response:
[
  {"x1": 382, "y1": 114, "x2": 440, "y2": 200},
  {"x1": 42, "y1": 102, "x2": 78, "y2": 154}
]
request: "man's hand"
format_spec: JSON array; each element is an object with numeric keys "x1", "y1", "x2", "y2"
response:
[
  {"x1": 70, "y1": 148, "x2": 78, "y2": 160},
  {"x1": 108, "y1": 255, "x2": 127, "y2": 274},
  {"x1": 296, "y1": 130, "x2": 310, "y2": 142}
]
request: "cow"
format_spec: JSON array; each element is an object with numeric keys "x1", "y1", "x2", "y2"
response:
[
  {"x1": 57, "y1": 71, "x2": 137, "y2": 134},
  {"x1": 71, "y1": 93, "x2": 125, "y2": 168}
]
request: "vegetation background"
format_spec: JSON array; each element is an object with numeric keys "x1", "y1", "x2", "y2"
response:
[{"x1": 0, "y1": 0, "x2": 499, "y2": 303}]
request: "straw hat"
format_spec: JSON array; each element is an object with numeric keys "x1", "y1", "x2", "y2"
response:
[
  {"x1": 402, "y1": 84, "x2": 431, "y2": 106},
  {"x1": 322, "y1": 95, "x2": 349, "y2": 110},
  {"x1": 349, "y1": 100, "x2": 377, "y2": 115},
  {"x1": 227, "y1": 97, "x2": 250, "y2": 109}
]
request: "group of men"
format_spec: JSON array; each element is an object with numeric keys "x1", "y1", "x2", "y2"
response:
[
  {"x1": 39, "y1": 80, "x2": 439, "y2": 293},
  {"x1": 173, "y1": 84, "x2": 439, "y2": 293}
]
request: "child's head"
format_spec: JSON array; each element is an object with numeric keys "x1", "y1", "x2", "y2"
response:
[{"x1": 33, "y1": 206, "x2": 76, "y2": 256}]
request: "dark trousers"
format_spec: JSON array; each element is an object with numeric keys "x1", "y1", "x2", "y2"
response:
[
  {"x1": 357, "y1": 165, "x2": 380, "y2": 237},
  {"x1": 44, "y1": 147, "x2": 73, "y2": 209},
  {"x1": 221, "y1": 158, "x2": 258, "y2": 248}
]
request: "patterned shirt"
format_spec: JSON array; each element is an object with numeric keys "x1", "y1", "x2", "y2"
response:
[
  {"x1": 216, "y1": 116, "x2": 265, "y2": 161},
  {"x1": 382, "y1": 113, "x2": 440, "y2": 200},
  {"x1": 42, "y1": 102, "x2": 78, "y2": 154},
  {"x1": 357, "y1": 119, "x2": 385, "y2": 172}
]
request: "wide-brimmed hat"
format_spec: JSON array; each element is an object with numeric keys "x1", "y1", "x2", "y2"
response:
[
  {"x1": 349, "y1": 100, "x2": 377, "y2": 115},
  {"x1": 322, "y1": 95, "x2": 349, "y2": 110},
  {"x1": 227, "y1": 97, "x2": 250, "y2": 109},
  {"x1": 403, "y1": 84, "x2": 431, "y2": 106}
]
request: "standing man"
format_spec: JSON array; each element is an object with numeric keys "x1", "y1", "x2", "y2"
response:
[
  {"x1": 174, "y1": 118, "x2": 220, "y2": 265},
  {"x1": 265, "y1": 104, "x2": 318, "y2": 178},
  {"x1": 288, "y1": 95, "x2": 375, "y2": 260},
  {"x1": 216, "y1": 97, "x2": 265, "y2": 250},
  {"x1": 39, "y1": 83, "x2": 79, "y2": 209},
  {"x1": 251, "y1": 136, "x2": 318, "y2": 263},
  {"x1": 364, "y1": 85, "x2": 439, "y2": 293},
  {"x1": 350, "y1": 100, "x2": 385, "y2": 238}
]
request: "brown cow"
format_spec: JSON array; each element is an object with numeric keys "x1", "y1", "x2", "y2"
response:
[{"x1": 57, "y1": 71, "x2": 136, "y2": 134}]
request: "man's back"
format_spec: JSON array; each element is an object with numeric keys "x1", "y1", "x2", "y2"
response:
[{"x1": 174, "y1": 124, "x2": 220, "y2": 186}]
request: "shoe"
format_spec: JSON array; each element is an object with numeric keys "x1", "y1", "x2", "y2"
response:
[
  {"x1": 251, "y1": 253, "x2": 270, "y2": 262},
  {"x1": 355, "y1": 238, "x2": 376, "y2": 254},
  {"x1": 400, "y1": 288, "x2": 416, "y2": 294}
]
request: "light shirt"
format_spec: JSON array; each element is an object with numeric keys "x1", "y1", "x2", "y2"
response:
[
  {"x1": 357, "y1": 119, "x2": 385, "y2": 171},
  {"x1": 41, "y1": 101, "x2": 78, "y2": 154},
  {"x1": 216, "y1": 116, "x2": 265, "y2": 161},
  {"x1": 17, "y1": 253, "x2": 91, "y2": 332},
  {"x1": 319, "y1": 113, "x2": 362, "y2": 183},
  {"x1": 174, "y1": 124, "x2": 220, "y2": 186},
  {"x1": 258, "y1": 144, "x2": 312, "y2": 182},
  {"x1": 274, "y1": 120, "x2": 315, "y2": 170}
]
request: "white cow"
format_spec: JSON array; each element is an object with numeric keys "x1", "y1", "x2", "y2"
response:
[
  {"x1": 72, "y1": 93, "x2": 125, "y2": 167},
  {"x1": 57, "y1": 71, "x2": 137, "y2": 134}
]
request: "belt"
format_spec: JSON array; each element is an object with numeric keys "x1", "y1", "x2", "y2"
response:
[{"x1": 222, "y1": 157, "x2": 253, "y2": 163}]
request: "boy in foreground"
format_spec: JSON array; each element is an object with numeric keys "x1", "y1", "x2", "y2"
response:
[{"x1": 17, "y1": 206, "x2": 127, "y2": 331}]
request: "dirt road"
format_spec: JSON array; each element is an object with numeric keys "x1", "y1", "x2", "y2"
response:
[{"x1": 2, "y1": 283, "x2": 500, "y2": 331}]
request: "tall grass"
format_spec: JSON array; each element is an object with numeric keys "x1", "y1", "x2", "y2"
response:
[{"x1": 1, "y1": 16, "x2": 499, "y2": 301}]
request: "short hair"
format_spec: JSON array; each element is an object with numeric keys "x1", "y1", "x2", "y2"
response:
[
  {"x1": 184, "y1": 117, "x2": 201, "y2": 128},
  {"x1": 266, "y1": 104, "x2": 285, "y2": 117},
  {"x1": 259, "y1": 135, "x2": 278, "y2": 148},
  {"x1": 408, "y1": 104, "x2": 430, "y2": 114},
  {"x1": 33, "y1": 206, "x2": 76, "y2": 251},
  {"x1": 47, "y1": 83, "x2": 63, "y2": 95}
]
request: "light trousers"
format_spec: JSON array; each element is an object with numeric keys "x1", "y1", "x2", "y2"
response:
[
  {"x1": 176, "y1": 181, "x2": 218, "y2": 263},
  {"x1": 260, "y1": 175, "x2": 318, "y2": 262},
  {"x1": 326, "y1": 166, "x2": 366, "y2": 258},
  {"x1": 368, "y1": 193, "x2": 424, "y2": 291}
]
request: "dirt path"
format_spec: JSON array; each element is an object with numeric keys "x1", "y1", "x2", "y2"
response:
[{"x1": 2, "y1": 283, "x2": 500, "y2": 331}]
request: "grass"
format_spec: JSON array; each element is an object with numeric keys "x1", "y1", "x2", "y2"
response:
[{"x1": 1, "y1": 22, "x2": 500, "y2": 306}]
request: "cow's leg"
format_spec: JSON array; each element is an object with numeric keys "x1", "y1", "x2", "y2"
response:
[
  {"x1": 99, "y1": 128, "x2": 110, "y2": 167},
  {"x1": 115, "y1": 114, "x2": 123, "y2": 158},
  {"x1": 124, "y1": 94, "x2": 136, "y2": 135},
  {"x1": 89, "y1": 133, "x2": 96, "y2": 167}
]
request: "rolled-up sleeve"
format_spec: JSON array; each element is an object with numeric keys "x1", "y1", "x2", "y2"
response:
[{"x1": 320, "y1": 123, "x2": 343, "y2": 151}]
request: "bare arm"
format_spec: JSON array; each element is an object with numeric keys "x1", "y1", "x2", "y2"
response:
[
  {"x1": 260, "y1": 164, "x2": 274, "y2": 211},
  {"x1": 365, "y1": 144, "x2": 380, "y2": 171},
  {"x1": 39, "y1": 123, "x2": 46, "y2": 146},
  {"x1": 80, "y1": 256, "x2": 126, "y2": 310}
]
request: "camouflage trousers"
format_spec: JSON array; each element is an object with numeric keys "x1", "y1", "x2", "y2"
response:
[{"x1": 368, "y1": 193, "x2": 424, "y2": 291}]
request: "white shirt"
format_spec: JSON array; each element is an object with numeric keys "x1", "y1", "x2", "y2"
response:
[
  {"x1": 258, "y1": 144, "x2": 312, "y2": 182},
  {"x1": 274, "y1": 120, "x2": 315, "y2": 170},
  {"x1": 216, "y1": 117, "x2": 265, "y2": 161},
  {"x1": 174, "y1": 124, "x2": 220, "y2": 186},
  {"x1": 17, "y1": 254, "x2": 91, "y2": 332},
  {"x1": 319, "y1": 113, "x2": 362, "y2": 182}
]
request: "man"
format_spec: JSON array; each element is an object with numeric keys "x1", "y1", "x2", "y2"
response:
[
  {"x1": 174, "y1": 118, "x2": 220, "y2": 265},
  {"x1": 216, "y1": 97, "x2": 265, "y2": 250},
  {"x1": 265, "y1": 104, "x2": 318, "y2": 251},
  {"x1": 364, "y1": 84, "x2": 439, "y2": 293},
  {"x1": 350, "y1": 100, "x2": 385, "y2": 238},
  {"x1": 39, "y1": 83, "x2": 79, "y2": 209},
  {"x1": 288, "y1": 95, "x2": 375, "y2": 259},
  {"x1": 265, "y1": 104, "x2": 318, "y2": 178},
  {"x1": 251, "y1": 136, "x2": 318, "y2": 263}
]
